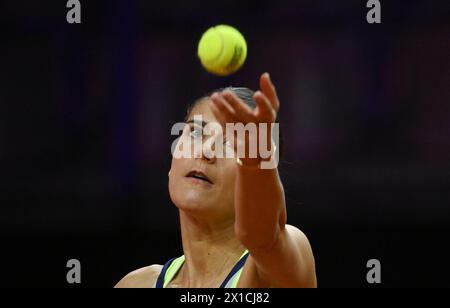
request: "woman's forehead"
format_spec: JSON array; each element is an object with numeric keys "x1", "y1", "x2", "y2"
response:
[{"x1": 187, "y1": 98, "x2": 217, "y2": 123}]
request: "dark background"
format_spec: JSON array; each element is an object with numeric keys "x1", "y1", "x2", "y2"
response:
[{"x1": 0, "y1": 0, "x2": 449, "y2": 287}]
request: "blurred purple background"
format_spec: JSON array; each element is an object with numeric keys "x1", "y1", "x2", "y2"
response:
[{"x1": 0, "y1": 0, "x2": 449, "y2": 287}]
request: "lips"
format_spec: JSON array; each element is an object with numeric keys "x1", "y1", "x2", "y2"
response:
[{"x1": 185, "y1": 170, "x2": 213, "y2": 184}]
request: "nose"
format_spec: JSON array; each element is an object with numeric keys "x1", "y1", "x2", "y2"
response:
[{"x1": 193, "y1": 136, "x2": 217, "y2": 164}]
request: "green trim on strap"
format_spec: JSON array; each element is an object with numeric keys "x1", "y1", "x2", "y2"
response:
[
  {"x1": 163, "y1": 250, "x2": 248, "y2": 288},
  {"x1": 229, "y1": 250, "x2": 248, "y2": 288},
  {"x1": 239, "y1": 249, "x2": 249, "y2": 259},
  {"x1": 230, "y1": 268, "x2": 244, "y2": 288},
  {"x1": 163, "y1": 255, "x2": 185, "y2": 288}
]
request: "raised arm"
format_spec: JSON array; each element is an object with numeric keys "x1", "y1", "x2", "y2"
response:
[{"x1": 210, "y1": 73, "x2": 316, "y2": 288}]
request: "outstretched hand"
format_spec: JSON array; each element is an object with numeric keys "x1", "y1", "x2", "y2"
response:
[
  {"x1": 209, "y1": 73, "x2": 280, "y2": 165},
  {"x1": 210, "y1": 72, "x2": 279, "y2": 127}
]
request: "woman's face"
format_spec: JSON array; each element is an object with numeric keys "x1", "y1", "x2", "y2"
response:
[{"x1": 168, "y1": 99, "x2": 237, "y2": 221}]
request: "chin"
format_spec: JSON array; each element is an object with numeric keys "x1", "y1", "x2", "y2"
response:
[
  {"x1": 173, "y1": 195, "x2": 234, "y2": 223},
  {"x1": 170, "y1": 188, "x2": 212, "y2": 210}
]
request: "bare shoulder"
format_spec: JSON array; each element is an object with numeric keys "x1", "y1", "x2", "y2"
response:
[
  {"x1": 284, "y1": 224, "x2": 315, "y2": 267},
  {"x1": 239, "y1": 224, "x2": 316, "y2": 288},
  {"x1": 283, "y1": 224, "x2": 316, "y2": 287},
  {"x1": 114, "y1": 264, "x2": 163, "y2": 288},
  {"x1": 285, "y1": 224, "x2": 312, "y2": 248}
]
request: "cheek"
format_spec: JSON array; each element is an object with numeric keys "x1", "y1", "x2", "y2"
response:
[
  {"x1": 168, "y1": 159, "x2": 183, "y2": 189},
  {"x1": 170, "y1": 157, "x2": 184, "y2": 176},
  {"x1": 168, "y1": 167, "x2": 186, "y2": 207}
]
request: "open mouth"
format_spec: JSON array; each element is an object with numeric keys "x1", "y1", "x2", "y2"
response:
[{"x1": 185, "y1": 170, "x2": 213, "y2": 184}]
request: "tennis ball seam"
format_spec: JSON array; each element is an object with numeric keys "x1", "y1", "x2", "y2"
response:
[
  {"x1": 226, "y1": 45, "x2": 243, "y2": 70},
  {"x1": 215, "y1": 28, "x2": 225, "y2": 66}
]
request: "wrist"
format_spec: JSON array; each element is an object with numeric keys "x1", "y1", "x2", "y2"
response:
[
  {"x1": 236, "y1": 142, "x2": 278, "y2": 169},
  {"x1": 236, "y1": 157, "x2": 261, "y2": 169}
]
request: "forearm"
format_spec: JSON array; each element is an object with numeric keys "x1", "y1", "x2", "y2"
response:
[{"x1": 234, "y1": 166, "x2": 287, "y2": 251}]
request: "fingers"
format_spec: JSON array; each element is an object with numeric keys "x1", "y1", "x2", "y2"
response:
[
  {"x1": 210, "y1": 93, "x2": 239, "y2": 124},
  {"x1": 209, "y1": 95, "x2": 229, "y2": 127},
  {"x1": 211, "y1": 93, "x2": 236, "y2": 121},
  {"x1": 260, "y1": 73, "x2": 280, "y2": 112},
  {"x1": 253, "y1": 90, "x2": 276, "y2": 122},
  {"x1": 211, "y1": 93, "x2": 235, "y2": 116},
  {"x1": 210, "y1": 74, "x2": 279, "y2": 126},
  {"x1": 222, "y1": 90, "x2": 255, "y2": 123}
]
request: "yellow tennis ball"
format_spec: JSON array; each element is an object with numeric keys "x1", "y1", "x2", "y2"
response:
[{"x1": 197, "y1": 25, "x2": 247, "y2": 76}]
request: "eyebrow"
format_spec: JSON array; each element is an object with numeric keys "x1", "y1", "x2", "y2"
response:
[{"x1": 186, "y1": 119, "x2": 209, "y2": 127}]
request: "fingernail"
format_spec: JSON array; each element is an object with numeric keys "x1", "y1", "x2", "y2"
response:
[
  {"x1": 222, "y1": 90, "x2": 232, "y2": 98},
  {"x1": 211, "y1": 93, "x2": 220, "y2": 101}
]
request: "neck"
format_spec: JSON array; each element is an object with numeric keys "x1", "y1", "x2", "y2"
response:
[{"x1": 177, "y1": 210, "x2": 245, "y2": 288}]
